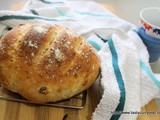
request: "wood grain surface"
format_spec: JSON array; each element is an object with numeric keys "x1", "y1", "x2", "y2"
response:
[
  {"x1": 0, "y1": 1, "x2": 159, "y2": 120},
  {"x1": 0, "y1": 80, "x2": 101, "y2": 120},
  {"x1": 137, "y1": 99, "x2": 160, "y2": 120}
]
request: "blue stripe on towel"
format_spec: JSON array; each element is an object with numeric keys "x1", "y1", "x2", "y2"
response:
[
  {"x1": 87, "y1": 39, "x2": 102, "y2": 50},
  {"x1": 38, "y1": 0, "x2": 63, "y2": 4},
  {"x1": 108, "y1": 39, "x2": 126, "y2": 120},
  {"x1": 94, "y1": 32, "x2": 108, "y2": 42},
  {"x1": 53, "y1": 7, "x2": 77, "y2": 19},
  {"x1": 53, "y1": 7, "x2": 67, "y2": 17},
  {"x1": 75, "y1": 11, "x2": 115, "y2": 18},
  {"x1": 0, "y1": 15, "x2": 58, "y2": 22},
  {"x1": 140, "y1": 60, "x2": 160, "y2": 89},
  {"x1": 30, "y1": 9, "x2": 39, "y2": 15}
]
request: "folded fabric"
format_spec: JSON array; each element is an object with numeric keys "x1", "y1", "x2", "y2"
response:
[
  {"x1": 0, "y1": 0, "x2": 160, "y2": 120},
  {"x1": 91, "y1": 29, "x2": 160, "y2": 120}
]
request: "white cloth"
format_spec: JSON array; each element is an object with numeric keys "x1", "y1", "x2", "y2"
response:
[{"x1": 0, "y1": 0, "x2": 160, "y2": 120}]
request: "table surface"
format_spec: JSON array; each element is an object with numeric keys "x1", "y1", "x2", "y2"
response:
[{"x1": 0, "y1": 0, "x2": 160, "y2": 120}]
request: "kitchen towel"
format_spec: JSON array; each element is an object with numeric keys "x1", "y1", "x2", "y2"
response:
[{"x1": 0, "y1": 0, "x2": 160, "y2": 120}]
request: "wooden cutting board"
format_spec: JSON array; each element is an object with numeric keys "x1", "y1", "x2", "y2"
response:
[
  {"x1": 0, "y1": 81, "x2": 101, "y2": 120},
  {"x1": 0, "y1": 1, "x2": 159, "y2": 120},
  {"x1": 0, "y1": 82, "x2": 159, "y2": 120}
]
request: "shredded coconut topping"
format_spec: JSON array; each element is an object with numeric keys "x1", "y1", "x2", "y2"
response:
[
  {"x1": 28, "y1": 40, "x2": 38, "y2": 49},
  {"x1": 64, "y1": 41, "x2": 72, "y2": 49},
  {"x1": 92, "y1": 65, "x2": 95, "y2": 70},
  {"x1": 54, "y1": 49, "x2": 65, "y2": 61},
  {"x1": 31, "y1": 53, "x2": 35, "y2": 57},
  {"x1": 82, "y1": 52, "x2": 90, "y2": 62},
  {"x1": 33, "y1": 26, "x2": 47, "y2": 33}
]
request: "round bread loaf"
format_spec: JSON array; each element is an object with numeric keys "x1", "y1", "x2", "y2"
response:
[{"x1": 0, "y1": 23, "x2": 100, "y2": 103}]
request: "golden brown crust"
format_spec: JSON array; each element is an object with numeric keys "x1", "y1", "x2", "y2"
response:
[{"x1": 0, "y1": 23, "x2": 100, "y2": 103}]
